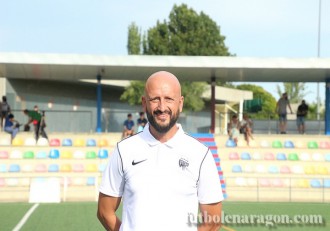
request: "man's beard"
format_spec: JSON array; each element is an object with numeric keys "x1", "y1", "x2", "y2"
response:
[{"x1": 146, "y1": 108, "x2": 180, "y2": 134}]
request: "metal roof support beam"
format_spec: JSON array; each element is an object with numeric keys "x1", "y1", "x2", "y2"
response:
[
  {"x1": 325, "y1": 79, "x2": 330, "y2": 135},
  {"x1": 96, "y1": 73, "x2": 102, "y2": 133},
  {"x1": 210, "y1": 76, "x2": 216, "y2": 133}
]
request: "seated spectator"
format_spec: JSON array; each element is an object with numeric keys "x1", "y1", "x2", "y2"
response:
[
  {"x1": 240, "y1": 113, "x2": 254, "y2": 146},
  {"x1": 227, "y1": 114, "x2": 240, "y2": 144},
  {"x1": 137, "y1": 111, "x2": 148, "y2": 132},
  {"x1": 122, "y1": 113, "x2": 135, "y2": 139},
  {"x1": 4, "y1": 113, "x2": 20, "y2": 140}
]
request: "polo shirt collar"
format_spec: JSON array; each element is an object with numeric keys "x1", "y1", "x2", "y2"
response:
[{"x1": 142, "y1": 123, "x2": 184, "y2": 148}]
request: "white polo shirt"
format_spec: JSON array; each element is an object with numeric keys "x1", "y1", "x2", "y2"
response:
[{"x1": 99, "y1": 123, "x2": 223, "y2": 231}]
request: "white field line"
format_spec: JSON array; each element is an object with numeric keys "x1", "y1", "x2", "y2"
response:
[{"x1": 12, "y1": 203, "x2": 39, "y2": 231}]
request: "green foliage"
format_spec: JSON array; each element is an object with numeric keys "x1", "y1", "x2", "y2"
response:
[
  {"x1": 276, "y1": 82, "x2": 310, "y2": 103},
  {"x1": 127, "y1": 22, "x2": 141, "y2": 54},
  {"x1": 120, "y1": 81, "x2": 145, "y2": 105},
  {"x1": 236, "y1": 84, "x2": 277, "y2": 119},
  {"x1": 123, "y1": 3, "x2": 231, "y2": 111}
]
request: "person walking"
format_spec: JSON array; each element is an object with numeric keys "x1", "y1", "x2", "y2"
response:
[
  {"x1": 1, "y1": 96, "x2": 11, "y2": 130},
  {"x1": 296, "y1": 100, "x2": 308, "y2": 134},
  {"x1": 97, "y1": 71, "x2": 223, "y2": 231},
  {"x1": 275, "y1": 92, "x2": 293, "y2": 134},
  {"x1": 23, "y1": 108, "x2": 48, "y2": 141}
]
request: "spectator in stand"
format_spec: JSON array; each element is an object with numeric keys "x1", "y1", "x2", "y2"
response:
[
  {"x1": 296, "y1": 100, "x2": 309, "y2": 134},
  {"x1": 122, "y1": 113, "x2": 135, "y2": 139},
  {"x1": 4, "y1": 113, "x2": 20, "y2": 140},
  {"x1": 23, "y1": 107, "x2": 48, "y2": 141},
  {"x1": 1, "y1": 96, "x2": 11, "y2": 130},
  {"x1": 137, "y1": 111, "x2": 148, "y2": 132},
  {"x1": 227, "y1": 114, "x2": 240, "y2": 144},
  {"x1": 275, "y1": 92, "x2": 293, "y2": 134},
  {"x1": 240, "y1": 113, "x2": 254, "y2": 146}
]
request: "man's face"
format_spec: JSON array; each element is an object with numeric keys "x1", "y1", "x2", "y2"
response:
[{"x1": 142, "y1": 81, "x2": 183, "y2": 134}]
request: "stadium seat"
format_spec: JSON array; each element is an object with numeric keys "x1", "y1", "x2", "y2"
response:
[
  {"x1": 226, "y1": 139, "x2": 236, "y2": 147},
  {"x1": 324, "y1": 179, "x2": 330, "y2": 188},
  {"x1": 241, "y1": 152, "x2": 251, "y2": 160},
  {"x1": 98, "y1": 139, "x2": 108, "y2": 147},
  {"x1": 272, "y1": 178, "x2": 284, "y2": 187},
  {"x1": 86, "y1": 177, "x2": 96, "y2": 186},
  {"x1": 12, "y1": 137, "x2": 23, "y2": 146},
  {"x1": 297, "y1": 179, "x2": 309, "y2": 188},
  {"x1": 37, "y1": 137, "x2": 49, "y2": 146},
  {"x1": 259, "y1": 178, "x2": 271, "y2": 187},
  {"x1": 86, "y1": 138, "x2": 96, "y2": 147},
  {"x1": 9, "y1": 164, "x2": 20, "y2": 172},
  {"x1": 98, "y1": 149, "x2": 109, "y2": 159},
  {"x1": 255, "y1": 164, "x2": 266, "y2": 173},
  {"x1": 229, "y1": 152, "x2": 239, "y2": 160},
  {"x1": 72, "y1": 177, "x2": 85, "y2": 186},
  {"x1": 98, "y1": 163, "x2": 107, "y2": 172},
  {"x1": 247, "y1": 178, "x2": 257, "y2": 186},
  {"x1": 325, "y1": 154, "x2": 330, "y2": 162},
  {"x1": 312, "y1": 153, "x2": 323, "y2": 161},
  {"x1": 288, "y1": 153, "x2": 299, "y2": 161},
  {"x1": 260, "y1": 140, "x2": 270, "y2": 148},
  {"x1": 319, "y1": 141, "x2": 330, "y2": 149},
  {"x1": 62, "y1": 138, "x2": 72, "y2": 146},
  {"x1": 6, "y1": 178, "x2": 19, "y2": 186},
  {"x1": 24, "y1": 137, "x2": 36, "y2": 146},
  {"x1": 23, "y1": 151, "x2": 34, "y2": 159},
  {"x1": 272, "y1": 140, "x2": 282, "y2": 148},
  {"x1": 0, "y1": 178, "x2": 5, "y2": 187},
  {"x1": 20, "y1": 178, "x2": 30, "y2": 186},
  {"x1": 86, "y1": 164, "x2": 98, "y2": 172},
  {"x1": 304, "y1": 166, "x2": 315, "y2": 175},
  {"x1": 294, "y1": 140, "x2": 305, "y2": 148},
  {"x1": 35, "y1": 164, "x2": 47, "y2": 172},
  {"x1": 74, "y1": 138, "x2": 85, "y2": 147},
  {"x1": 284, "y1": 140, "x2": 294, "y2": 148},
  {"x1": 10, "y1": 150, "x2": 22, "y2": 159},
  {"x1": 237, "y1": 140, "x2": 246, "y2": 147},
  {"x1": 49, "y1": 149, "x2": 60, "y2": 159},
  {"x1": 235, "y1": 177, "x2": 247, "y2": 186},
  {"x1": 0, "y1": 137, "x2": 11, "y2": 146},
  {"x1": 22, "y1": 164, "x2": 33, "y2": 172},
  {"x1": 280, "y1": 165, "x2": 291, "y2": 174},
  {"x1": 0, "y1": 164, "x2": 7, "y2": 172},
  {"x1": 73, "y1": 150, "x2": 84, "y2": 159},
  {"x1": 0, "y1": 151, "x2": 9, "y2": 159},
  {"x1": 244, "y1": 164, "x2": 254, "y2": 173},
  {"x1": 252, "y1": 152, "x2": 262, "y2": 160},
  {"x1": 276, "y1": 153, "x2": 286, "y2": 161},
  {"x1": 86, "y1": 151, "x2": 97, "y2": 159},
  {"x1": 268, "y1": 165, "x2": 279, "y2": 174},
  {"x1": 291, "y1": 165, "x2": 304, "y2": 174},
  {"x1": 232, "y1": 165, "x2": 242, "y2": 173},
  {"x1": 36, "y1": 151, "x2": 48, "y2": 159},
  {"x1": 61, "y1": 150, "x2": 73, "y2": 159},
  {"x1": 48, "y1": 164, "x2": 59, "y2": 172},
  {"x1": 249, "y1": 140, "x2": 257, "y2": 147},
  {"x1": 60, "y1": 164, "x2": 72, "y2": 172},
  {"x1": 315, "y1": 166, "x2": 328, "y2": 175},
  {"x1": 310, "y1": 179, "x2": 322, "y2": 188},
  {"x1": 264, "y1": 153, "x2": 275, "y2": 160},
  {"x1": 307, "y1": 141, "x2": 318, "y2": 149},
  {"x1": 49, "y1": 138, "x2": 60, "y2": 146},
  {"x1": 72, "y1": 164, "x2": 84, "y2": 172},
  {"x1": 299, "y1": 152, "x2": 311, "y2": 161}
]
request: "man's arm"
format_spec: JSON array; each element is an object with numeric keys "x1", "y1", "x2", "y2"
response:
[
  {"x1": 198, "y1": 202, "x2": 222, "y2": 231},
  {"x1": 97, "y1": 193, "x2": 122, "y2": 231}
]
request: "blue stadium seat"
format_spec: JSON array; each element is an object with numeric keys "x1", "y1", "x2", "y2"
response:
[
  {"x1": 48, "y1": 164, "x2": 59, "y2": 172},
  {"x1": 268, "y1": 165, "x2": 279, "y2": 174},
  {"x1": 284, "y1": 140, "x2": 294, "y2": 148},
  {"x1": 49, "y1": 149, "x2": 60, "y2": 159},
  {"x1": 36, "y1": 151, "x2": 48, "y2": 159},
  {"x1": 9, "y1": 164, "x2": 20, "y2": 172},
  {"x1": 241, "y1": 152, "x2": 251, "y2": 160},
  {"x1": 325, "y1": 154, "x2": 330, "y2": 162},
  {"x1": 310, "y1": 179, "x2": 322, "y2": 188},
  {"x1": 232, "y1": 165, "x2": 242, "y2": 173},
  {"x1": 276, "y1": 153, "x2": 287, "y2": 161},
  {"x1": 62, "y1": 138, "x2": 72, "y2": 146},
  {"x1": 0, "y1": 164, "x2": 7, "y2": 173},
  {"x1": 86, "y1": 138, "x2": 96, "y2": 146},
  {"x1": 86, "y1": 177, "x2": 96, "y2": 186},
  {"x1": 226, "y1": 139, "x2": 236, "y2": 147},
  {"x1": 324, "y1": 179, "x2": 330, "y2": 188},
  {"x1": 98, "y1": 149, "x2": 109, "y2": 159}
]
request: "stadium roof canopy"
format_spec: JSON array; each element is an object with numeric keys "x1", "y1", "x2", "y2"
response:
[{"x1": 0, "y1": 52, "x2": 330, "y2": 82}]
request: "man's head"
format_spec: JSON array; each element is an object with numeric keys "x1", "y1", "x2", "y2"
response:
[
  {"x1": 127, "y1": 113, "x2": 132, "y2": 120},
  {"x1": 283, "y1": 92, "x2": 288, "y2": 99},
  {"x1": 34, "y1": 105, "x2": 38, "y2": 111},
  {"x1": 302, "y1": 100, "x2": 306, "y2": 104},
  {"x1": 23, "y1": 109, "x2": 28, "y2": 115},
  {"x1": 8, "y1": 114, "x2": 14, "y2": 120},
  {"x1": 139, "y1": 112, "x2": 145, "y2": 117},
  {"x1": 142, "y1": 71, "x2": 184, "y2": 134}
]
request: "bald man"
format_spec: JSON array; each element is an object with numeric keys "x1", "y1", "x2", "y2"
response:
[{"x1": 98, "y1": 71, "x2": 223, "y2": 231}]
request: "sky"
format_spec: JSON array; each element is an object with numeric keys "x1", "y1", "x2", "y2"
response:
[{"x1": 1, "y1": 0, "x2": 329, "y2": 103}]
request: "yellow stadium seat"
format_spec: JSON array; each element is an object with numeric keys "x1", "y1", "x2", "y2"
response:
[
  {"x1": 61, "y1": 150, "x2": 73, "y2": 159},
  {"x1": 297, "y1": 179, "x2": 309, "y2": 188},
  {"x1": 316, "y1": 166, "x2": 328, "y2": 175},
  {"x1": 60, "y1": 164, "x2": 72, "y2": 172},
  {"x1": 98, "y1": 139, "x2": 108, "y2": 147},
  {"x1": 12, "y1": 138, "x2": 23, "y2": 146},
  {"x1": 74, "y1": 138, "x2": 85, "y2": 147},
  {"x1": 304, "y1": 166, "x2": 315, "y2": 175},
  {"x1": 86, "y1": 164, "x2": 97, "y2": 172}
]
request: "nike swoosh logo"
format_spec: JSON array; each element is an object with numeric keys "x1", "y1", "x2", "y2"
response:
[{"x1": 132, "y1": 159, "x2": 147, "y2": 166}]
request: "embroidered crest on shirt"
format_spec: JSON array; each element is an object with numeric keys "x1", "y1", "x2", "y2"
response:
[{"x1": 179, "y1": 158, "x2": 189, "y2": 170}]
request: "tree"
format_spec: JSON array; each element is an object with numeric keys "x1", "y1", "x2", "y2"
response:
[
  {"x1": 127, "y1": 22, "x2": 141, "y2": 55},
  {"x1": 236, "y1": 84, "x2": 277, "y2": 119},
  {"x1": 123, "y1": 4, "x2": 231, "y2": 111},
  {"x1": 276, "y1": 82, "x2": 309, "y2": 103}
]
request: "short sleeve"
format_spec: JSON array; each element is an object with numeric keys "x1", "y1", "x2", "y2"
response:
[
  {"x1": 197, "y1": 150, "x2": 224, "y2": 204},
  {"x1": 99, "y1": 147, "x2": 125, "y2": 197}
]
